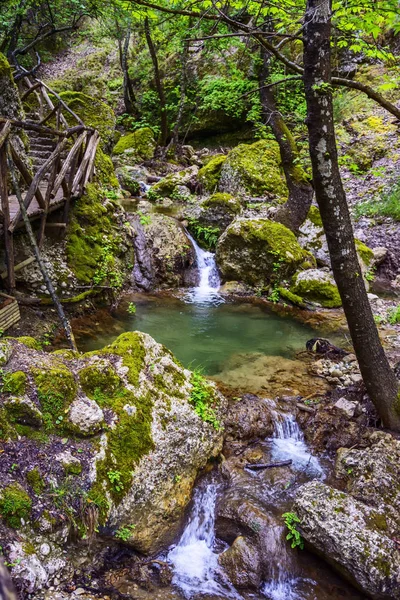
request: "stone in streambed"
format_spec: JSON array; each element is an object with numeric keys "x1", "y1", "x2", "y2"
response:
[{"x1": 218, "y1": 536, "x2": 262, "y2": 589}]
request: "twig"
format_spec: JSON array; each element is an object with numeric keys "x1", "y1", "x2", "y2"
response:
[{"x1": 245, "y1": 460, "x2": 293, "y2": 470}]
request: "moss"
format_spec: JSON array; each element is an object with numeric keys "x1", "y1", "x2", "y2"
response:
[
  {"x1": 0, "y1": 408, "x2": 16, "y2": 441},
  {"x1": 14, "y1": 336, "x2": 42, "y2": 351},
  {"x1": 366, "y1": 511, "x2": 388, "y2": 532},
  {"x1": 94, "y1": 147, "x2": 119, "y2": 188},
  {"x1": 0, "y1": 484, "x2": 32, "y2": 528},
  {"x1": 4, "y1": 396, "x2": 43, "y2": 428},
  {"x1": 51, "y1": 349, "x2": 80, "y2": 359},
  {"x1": 221, "y1": 140, "x2": 287, "y2": 198},
  {"x1": 40, "y1": 290, "x2": 96, "y2": 305},
  {"x1": 202, "y1": 193, "x2": 241, "y2": 214},
  {"x1": 32, "y1": 366, "x2": 77, "y2": 430},
  {"x1": 58, "y1": 91, "x2": 116, "y2": 150},
  {"x1": 277, "y1": 287, "x2": 306, "y2": 308},
  {"x1": 64, "y1": 461, "x2": 82, "y2": 476},
  {"x1": 355, "y1": 239, "x2": 374, "y2": 266},
  {"x1": 198, "y1": 155, "x2": 227, "y2": 192},
  {"x1": 113, "y1": 128, "x2": 156, "y2": 159},
  {"x1": 0, "y1": 53, "x2": 12, "y2": 77},
  {"x1": 22, "y1": 542, "x2": 36, "y2": 555},
  {"x1": 90, "y1": 332, "x2": 146, "y2": 387},
  {"x1": 2, "y1": 371, "x2": 27, "y2": 395},
  {"x1": 79, "y1": 364, "x2": 121, "y2": 396},
  {"x1": 26, "y1": 468, "x2": 45, "y2": 495},
  {"x1": 66, "y1": 182, "x2": 123, "y2": 284},
  {"x1": 307, "y1": 206, "x2": 323, "y2": 227},
  {"x1": 291, "y1": 274, "x2": 342, "y2": 308}
]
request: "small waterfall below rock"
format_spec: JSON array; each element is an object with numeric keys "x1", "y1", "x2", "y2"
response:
[
  {"x1": 270, "y1": 413, "x2": 324, "y2": 478},
  {"x1": 185, "y1": 231, "x2": 222, "y2": 304},
  {"x1": 168, "y1": 478, "x2": 242, "y2": 599}
]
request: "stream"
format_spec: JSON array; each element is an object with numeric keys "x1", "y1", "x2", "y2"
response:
[{"x1": 78, "y1": 237, "x2": 362, "y2": 599}]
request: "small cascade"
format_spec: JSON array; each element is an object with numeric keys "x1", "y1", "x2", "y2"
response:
[
  {"x1": 185, "y1": 231, "x2": 222, "y2": 304},
  {"x1": 168, "y1": 480, "x2": 242, "y2": 599},
  {"x1": 270, "y1": 413, "x2": 324, "y2": 478}
]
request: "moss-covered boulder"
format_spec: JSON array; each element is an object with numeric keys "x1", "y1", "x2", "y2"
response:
[
  {"x1": 290, "y1": 269, "x2": 342, "y2": 308},
  {"x1": 198, "y1": 155, "x2": 227, "y2": 192},
  {"x1": 216, "y1": 218, "x2": 315, "y2": 287},
  {"x1": 58, "y1": 91, "x2": 116, "y2": 151},
  {"x1": 113, "y1": 128, "x2": 156, "y2": 162},
  {"x1": 0, "y1": 334, "x2": 226, "y2": 592},
  {"x1": 219, "y1": 140, "x2": 287, "y2": 199},
  {"x1": 147, "y1": 165, "x2": 198, "y2": 200},
  {"x1": 199, "y1": 193, "x2": 241, "y2": 231}
]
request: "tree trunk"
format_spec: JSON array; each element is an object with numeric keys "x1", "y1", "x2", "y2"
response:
[
  {"x1": 121, "y1": 22, "x2": 137, "y2": 116},
  {"x1": 258, "y1": 46, "x2": 314, "y2": 232},
  {"x1": 144, "y1": 17, "x2": 168, "y2": 147},
  {"x1": 303, "y1": 0, "x2": 400, "y2": 430}
]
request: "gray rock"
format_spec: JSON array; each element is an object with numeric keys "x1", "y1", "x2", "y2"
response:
[
  {"x1": 218, "y1": 536, "x2": 262, "y2": 589},
  {"x1": 334, "y1": 397, "x2": 358, "y2": 418},
  {"x1": 295, "y1": 481, "x2": 400, "y2": 599},
  {"x1": 68, "y1": 397, "x2": 104, "y2": 435},
  {"x1": 4, "y1": 395, "x2": 43, "y2": 427}
]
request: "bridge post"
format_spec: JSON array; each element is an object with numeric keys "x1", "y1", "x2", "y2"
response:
[{"x1": 0, "y1": 140, "x2": 15, "y2": 291}]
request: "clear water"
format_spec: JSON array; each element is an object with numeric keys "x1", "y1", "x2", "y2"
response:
[
  {"x1": 184, "y1": 231, "x2": 222, "y2": 305},
  {"x1": 78, "y1": 297, "x2": 316, "y2": 374}
]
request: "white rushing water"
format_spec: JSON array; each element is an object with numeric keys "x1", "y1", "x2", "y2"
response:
[
  {"x1": 185, "y1": 231, "x2": 222, "y2": 304},
  {"x1": 270, "y1": 413, "x2": 324, "y2": 478},
  {"x1": 168, "y1": 481, "x2": 242, "y2": 599}
]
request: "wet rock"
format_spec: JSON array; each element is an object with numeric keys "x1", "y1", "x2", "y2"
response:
[
  {"x1": 198, "y1": 193, "x2": 241, "y2": 231},
  {"x1": 291, "y1": 269, "x2": 341, "y2": 308},
  {"x1": 218, "y1": 536, "x2": 262, "y2": 589},
  {"x1": 4, "y1": 395, "x2": 43, "y2": 427},
  {"x1": 148, "y1": 166, "x2": 198, "y2": 199},
  {"x1": 224, "y1": 394, "x2": 274, "y2": 441},
  {"x1": 68, "y1": 397, "x2": 104, "y2": 435},
  {"x1": 116, "y1": 165, "x2": 149, "y2": 195},
  {"x1": 294, "y1": 481, "x2": 400, "y2": 599}
]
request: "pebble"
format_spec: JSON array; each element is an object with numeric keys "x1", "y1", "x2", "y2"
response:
[{"x1": 40, "y1": 543, "x2": 51, "y2": 556}]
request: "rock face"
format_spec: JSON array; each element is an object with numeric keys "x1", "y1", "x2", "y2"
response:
[
  {"x1": 0, "y1": 335, "x2": 226, "y2": 593},
  {"x1": 216, "y1": 218, "x2": 315, "y2": 287},
  {"x1": 294, "y1": 480, "x2": 400, "y2": 600},
  {"x1": 199, "y1": 193, "x2": 241, "y2": 231},
  {"x1": 219, "y1": 140, "x2": 287, "y2": 199},
  {"x1": 113, "y1": 127, "x2": 156, "y2": 161},
  {"x1": 130, "y1": 213, "x2": 195, "y2": 289}
]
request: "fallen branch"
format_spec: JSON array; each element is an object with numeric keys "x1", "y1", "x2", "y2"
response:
[
  {"x1": 296, "y1": 403, "x2": 316, "y2": 414},
  {"x1": 245, "y1": 460, "x2": 293, "y2": 470}
]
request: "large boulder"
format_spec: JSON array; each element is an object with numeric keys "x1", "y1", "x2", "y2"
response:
[
  {"x1": 199, "y1": 193, "x2": 241, "y2": 231},
  {"x1": 148, "y1": 165, "x2": 198, "y2": 200},
  {"x1": 216, "y1": 218, "x2": 315, "y2": 287},
  {"x1": 294, "y1": 480, "x2": 400, "y2": 599},
  {"x1": 219, "y1": 140, "x2": 287, "y2": 199},
  {"x1": 0, "y1": 335, "x2": 226, "y2": 593},
  {"x1": 113, "y1": 127, "x2": 156, "y2": 162},
  {"x1": 130, "y1": 213, "x2": 195, "y2": 289},
  {"x1": 290, "y1": 269, "x2": 342, "y2": 308},
  {"x1": 198, "y1": 155, "x2": 227, "y2": 192}
]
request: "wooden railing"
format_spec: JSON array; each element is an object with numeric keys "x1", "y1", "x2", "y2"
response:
[{"x1": 0, "y1": 77, "x2": 100, "y2": 291}]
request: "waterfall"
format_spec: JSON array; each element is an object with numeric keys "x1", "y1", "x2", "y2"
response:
[
  {"x1": 270, "y1": 413, "x2": 324, "y2": 478},
  {"x1": 168, "y1": 479, "x2": 242, "y2": 599},
  {"x1": 185, "y1": 231, "x2": 222, "y2": 304}
]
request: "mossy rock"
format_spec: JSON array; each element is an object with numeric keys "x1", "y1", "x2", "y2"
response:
[
  {"x1": 216, "y1": 218, "x2": 315, "y2": 287},
  {"x1": 13, "y1": 337, "x2": 42, "y2": 351},
  {"x1": 58, "y1": 91, "x2": 116, "y2": 151},
  {"x1": 291, "y1": 269, "x2": 342, "y2": 308},
  {"x1": 32, "y1": 365, "x2": 77, "y2": 431},
  {"x1": 202, "y1": 192, "x2": 241, "y2": 213},
  {"x1": 219, "y1": 140, "x2": 288, "y2": 198},
  {"x1": 113, "y1": 128, "x2": 156, "y2": 161},
  {"x1": 94, "y1": 147, "x2": 119, "y2": 188},
  {"x1": 355, "y1": 239, "x2": 374, "y2": 267},
  {"x1": 0, "y1": 483, "x2": 32, "y2": 528},
  {"x1": 147, "y1": 166, "x2": 198, "y2": 200},
  {"x1": 199, "y1": 192, "x2": 241, "y2": 231},
  {"x1": 307, "y1": 206, "x2": 323, "y2": 228},
  {"x1": 198, "y1": 155, "x2": 227, "y2": 192},
  {"x1": 1, "y1": 370, "x2": 27, "y2": 395},
  {"x1": 4, "y1": 396, "x2": 43, "y2": 428}
]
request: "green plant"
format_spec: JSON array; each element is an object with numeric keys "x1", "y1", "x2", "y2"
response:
[
  {"x1": 365, "y1": 268, "x2": 376, "y2": 282},
  {"x1": 138, "y1": 211, "x2": 151, "y2": 226},
  {"x1": 268, "y1": 286, "x2": 281, "y2": 303},
  {"x1": 187, "y1": 219, "x2": 220, "y2": 250},
  {"x1": 374, "y1": 314, "x2": 385, "y2": 325},
  {"x1": 0, "y1": 484, "x2": 32, "y2": 529},
  {"x1": 354, "y1": 180, "x2": 400, "y2": 222},
  {"x1": 107, "y1": 470, "x2": 124, "y2": 493},
  {"x1": 114, "y1": 523, "x2": 136, "y2": 541},
  {"x1": 189, "y1": 371, "x2": 221, "y2": 430},
  {"x1": 127, "y1": 302, "x2": 137, "y2": 315},
  {"x1": 282, "y1": 512, "x2": 304, "y2": 550},
  {"x1": 93, "y1": 241, "x2": 124, "y2": 289},
  {"x1": 387, "y1": 305, "x2": 400, "y2": 325}
]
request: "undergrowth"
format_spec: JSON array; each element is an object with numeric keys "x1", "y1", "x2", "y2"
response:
[
  {"x1": 189, "y1": 371, "x2": 221, "y2": 430},
  {"x1": 354, "y1": 180, "x2": 400, "y2": 222}
]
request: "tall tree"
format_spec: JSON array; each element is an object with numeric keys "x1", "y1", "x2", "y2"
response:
[
  {"x1": 144, "y1": 16, "x2": 169, "y2": 147},
  {"x1": 303, "y1": 0, "x2": 400, "y2": 430}
]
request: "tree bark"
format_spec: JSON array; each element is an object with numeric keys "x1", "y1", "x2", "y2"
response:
[
  {"x1": 117, "y1": 19, "x2": 137, "y2": 116},
  {"x1": 258, "y1": 45, "x2": 313, "y2": 232},
  {"x1": 144, "y1": 17, "x2": 168, "y2": 147},
  {"x1": 168, "y1": 39, "x2": 189, "y2": 152},
  {"x1": 303, "y1": 0, "x2": 400, "y2": 430}
]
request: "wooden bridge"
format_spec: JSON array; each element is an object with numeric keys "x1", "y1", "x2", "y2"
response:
[{"x1": 0, "y1": 76, "x2": 100, "y2": 291}]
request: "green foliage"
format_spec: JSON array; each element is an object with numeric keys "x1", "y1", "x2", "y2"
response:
[
  {"x1": 107, "y1": 470, "x2": 124, "y2": 493},
  {"x1": 138, "y1": 211, "x2": 151, "y2": 226},
  {"x1": 1, "y1": 371, "x2": 27, "y2": 395},
  {"x1": 189, "y1": 371, "x2": 220, "y2": 431},
  {"x1": 388, "y1": 305, "x2": 400, "y2": 325},
  {"x1": 187, "y1": 219, "x2": 220, "y2": 250},
  {"x1": 354, "y1": 181, "x2": 400, "y2": 222},
  {"x1": 282, "y1": 512, "x2": 304, "y2": 550},
  {"x1": 114, "y1": 523, "x2": 136, "y2": 541},
  {"x1": 0, "y1": 484, "x2": 32, "y2": 529},
  {"x1": 127, "y1": 302, "x2": 137, "y2": 315},
  {"x1": 26, "y1": 468, "x2": 45, "y2": 495}
]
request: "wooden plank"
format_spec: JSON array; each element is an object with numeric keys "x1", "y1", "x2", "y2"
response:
[
  {"x1": 71, "y1": 132, "x2": 99, "y2": 196},
  {"x1": 52, "y1": 131, "x2": 87, "y2": 197},
  {"x1": 9, "y1": 140, "x2": 46, "y2": 209},
  {"x1": 21, "y1": 81, "x2": 41, "y2": 100},
  {"x1": 0, "y1": 257, "x2": 36, "y2": 280},
  {"x1": 40, "y1": 85, "x2": 69, "y2": 130},
  {"x1": 0, "y1": 145, "x2": 15, "y2": 290},
  {"x1": 9, "y1": 137, "x2": 68, "y2": 232},
  {"x1": 0, "y1": 117, "x2": 66, "y2": 138},
  {"x1": 0, "y1": 121, "x2": 11, "y2": 150}
]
